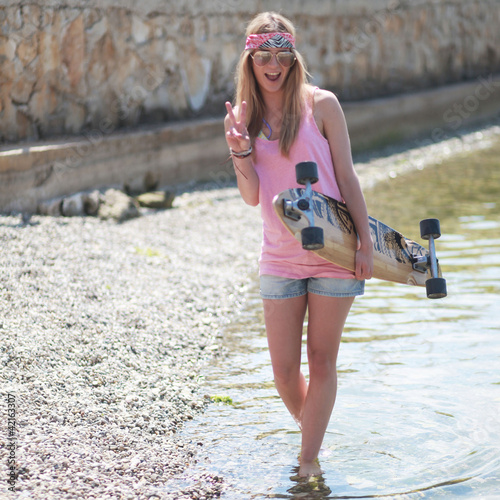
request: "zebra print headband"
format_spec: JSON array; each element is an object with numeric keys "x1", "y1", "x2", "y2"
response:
[{"x1": 245, "y1": 32, "x2": 295, "y2": 50}]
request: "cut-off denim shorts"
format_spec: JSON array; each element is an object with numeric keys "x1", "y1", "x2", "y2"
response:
[{"x1": 260, "y1": 274, "x2": 365, "y2": 300}]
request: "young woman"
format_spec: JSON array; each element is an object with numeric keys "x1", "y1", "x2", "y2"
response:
[{"x1": 224, "y1": 12, "x2": 373, "y2": 477}]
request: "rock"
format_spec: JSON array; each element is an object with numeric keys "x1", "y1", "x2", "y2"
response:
[
  {"x1": 88, "y1": 32, "x2": 116, "y2": 85},
  {"x1": 37, "y1": 190, "x2": 101, "y2": 217},
  {"x1": 135, "y1": 191, "x2": 175, "y2": 209},
  {"x1": 97, "y1": 188, "x2": 140, "y2": 222},
  {"x1": 180, "y1": 48, "x2": 211, "y2": 112},
  {"x1": 123, "y1": 170, "x2": 159, "y2": 196},
  {"x1": 10, "y1": 69, "x2": 36, "y2": 104},
  {"x1": 16, "y1": 36, "x2": 39, "y2": 65},
  {"x1": 131, "y1": 15, "x2": 151, "y2": 45},
  {"x1": 61, "y1": 14, "x2": 85, "y2": 90},
  {"x1": 28, "y1": 81, "x2": 58, "y2": 124},
  {"x1": 82, "y1": 190, "x2": 101, "y2": 216},
  {"x1": 21, "y1": 212, "x2": 32, "y2": 224},
  {"x1": 38, "y1": 31, "x2": 61, "y2": 74},
  {"x1": 64, "y1": 101, "x2": 87, "y2": 133},
  {"x1": 61, "y1": 192, "x2": 85, "y2": 216},
  {"x1": 37, "y1": 197, "x2": 63, "y2": 216}
]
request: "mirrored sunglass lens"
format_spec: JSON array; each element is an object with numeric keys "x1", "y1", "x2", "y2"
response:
[
  {"x1": 253, "y1": 51, "x2": 272, "y2": 66},
  {"x1": 277, "y1": 52, "x2": 295, "y2": 67}
]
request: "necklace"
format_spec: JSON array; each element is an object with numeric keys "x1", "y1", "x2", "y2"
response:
[{"x1": 262, "y1": 118, "x2": 272, "y2": 140}]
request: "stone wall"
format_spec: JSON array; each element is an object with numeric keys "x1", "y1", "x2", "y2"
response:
[{"x1": 1, "y1": 0, "x2": 499, "y2": 143}]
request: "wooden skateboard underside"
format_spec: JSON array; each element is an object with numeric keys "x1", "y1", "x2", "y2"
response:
[{"x1": 273, "y1": 189, "x2": 438, "y2": 287}]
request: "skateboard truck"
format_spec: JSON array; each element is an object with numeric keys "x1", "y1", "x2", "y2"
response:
[
  {"x1": 415, "y1": 218, "x2": 447, "y2": 299},
  {"x1": 411, "y1": 255, "x2": 430, "y2": 274},
  {"x1": 283, "y1": 162, "x2": 325, "y2": 250}
]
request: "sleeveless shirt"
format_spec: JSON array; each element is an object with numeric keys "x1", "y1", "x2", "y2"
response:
[{"x1": 253, "y1": 87, "x2": 355, "y2": 279}]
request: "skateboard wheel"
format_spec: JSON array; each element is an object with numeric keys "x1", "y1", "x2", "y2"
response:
[
  {"x1": 296, "y1": 162, "x2": 318, "y2": 185},
  {"x1": 420, "y1": 218, "x2": 441, "y2": 240},
  {"x1": 426, "y1": 277, "x2": 447, "y2": 299},
  {"x1": 301, "y1": 226, "x2": 324, "y2": 250}
]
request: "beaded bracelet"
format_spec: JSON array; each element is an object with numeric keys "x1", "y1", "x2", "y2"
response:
[{"x1": 230, "y1": 146, "x2": 252, "y2": 159}]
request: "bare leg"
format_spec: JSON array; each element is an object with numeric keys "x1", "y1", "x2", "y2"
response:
[
  {"x1": 263, "y1": 293, "x2": 354, "y2": 477},
  {"x1": 263, "y1": 295, "x2": 308, "y2": 426},
  {"x1": 298, "y1": 293, "x2": 354, "y2": 477}
]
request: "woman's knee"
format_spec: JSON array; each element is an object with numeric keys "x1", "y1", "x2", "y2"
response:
[
  {"x1": 307, "y1": 349, "x2": 337, "y2": 381},
  {"x1": 272, "y1": 362, "x2": 301, "y2": 387}
]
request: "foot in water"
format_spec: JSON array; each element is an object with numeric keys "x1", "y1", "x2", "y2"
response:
[
  {"x1": 289, "y1": 464, "x2": 331, "y2": 497},
  {"x1": 298, "y1": 458, "x2": 322, "y2": 477}
]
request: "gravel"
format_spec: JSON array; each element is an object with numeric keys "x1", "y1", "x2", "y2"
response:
[
  {"x1": 1, "y1": 123, "x2": 499, "y2": 499},
  {"x1": 1, "y1": 186, "x2": 261, "y2": 499}
]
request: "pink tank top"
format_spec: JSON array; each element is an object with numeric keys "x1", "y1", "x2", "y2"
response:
[{"x1": 253, "y1": 87, "x2": 355, "y2": 279}]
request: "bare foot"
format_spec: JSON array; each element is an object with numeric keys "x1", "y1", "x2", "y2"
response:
[{"x1": 298, "y1": 458, "x2": 322, "y2": 477}]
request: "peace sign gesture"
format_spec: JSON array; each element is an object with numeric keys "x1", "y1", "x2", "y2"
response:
[{"x1": 224, "y1": 101, "x2": 251, "y2": 153}]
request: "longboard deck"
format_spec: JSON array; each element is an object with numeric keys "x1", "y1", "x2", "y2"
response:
[{"x1": 273, "y1": 188, "x2": 439, "y2": 287}]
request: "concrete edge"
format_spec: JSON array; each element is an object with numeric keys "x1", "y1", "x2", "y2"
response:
[
  {"x1": 344, "y1": 74, "x2": 500, "y2": 152},
  {"x1": 0, "y1": 118, "x2": 229, "y2": 213}
]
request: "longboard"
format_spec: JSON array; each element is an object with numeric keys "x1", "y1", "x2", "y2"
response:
[{"x1": 272, "y1": 162, "x2": 447, "y2": 298}]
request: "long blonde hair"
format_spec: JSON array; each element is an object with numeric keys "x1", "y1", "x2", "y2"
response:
[{"x1": 234, "y1": 12, "x2": 310, "y2": 156}]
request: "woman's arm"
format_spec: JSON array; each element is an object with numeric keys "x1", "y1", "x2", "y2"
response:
[
  {"x1": 316, "y1": 90, "x2": 373, "y2": 280},
  {"x1": 224, "y1": 101, "x2": 260, "y2": 206}
]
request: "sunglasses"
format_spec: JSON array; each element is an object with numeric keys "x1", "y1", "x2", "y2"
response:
[{"x1": 251, "y1": 50, "x2": 296, "y2": 68}]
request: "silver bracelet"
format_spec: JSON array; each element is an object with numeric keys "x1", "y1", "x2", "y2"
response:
[{"x1": 230, "y1": 146, "x2": 252, "y2": 158}]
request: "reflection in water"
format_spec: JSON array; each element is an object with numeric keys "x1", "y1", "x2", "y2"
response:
[
  {"x1": 288, "y1": 469, "x2": 332, "y2": 498},
  {"x1": 165, "y1": 139, "x2": 500, "y2": 498}
]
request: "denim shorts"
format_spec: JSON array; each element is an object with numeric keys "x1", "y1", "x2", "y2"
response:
[{"x1": 260, "y1": 274, "x2": 365, "y2": 299}]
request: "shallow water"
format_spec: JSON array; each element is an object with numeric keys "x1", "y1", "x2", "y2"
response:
[{"x1": 166, "y1": 140, "x2": 500, "y2": 498}]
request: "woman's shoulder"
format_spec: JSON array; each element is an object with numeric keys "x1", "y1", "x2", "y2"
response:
[
  {"x1": 308, "y1": 86, "x2": 344, "y2": 122},
  {"x1": 309, "y1": 86, "x2": 340, "y2": 109}
]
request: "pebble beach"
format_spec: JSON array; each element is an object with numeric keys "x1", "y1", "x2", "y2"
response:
[
  {"x1": 1, "y1": 186, "x2": 262, "y2": 499},
  {"x1": 1, "y1": 123, "x2": 499, "y2": 499}
]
